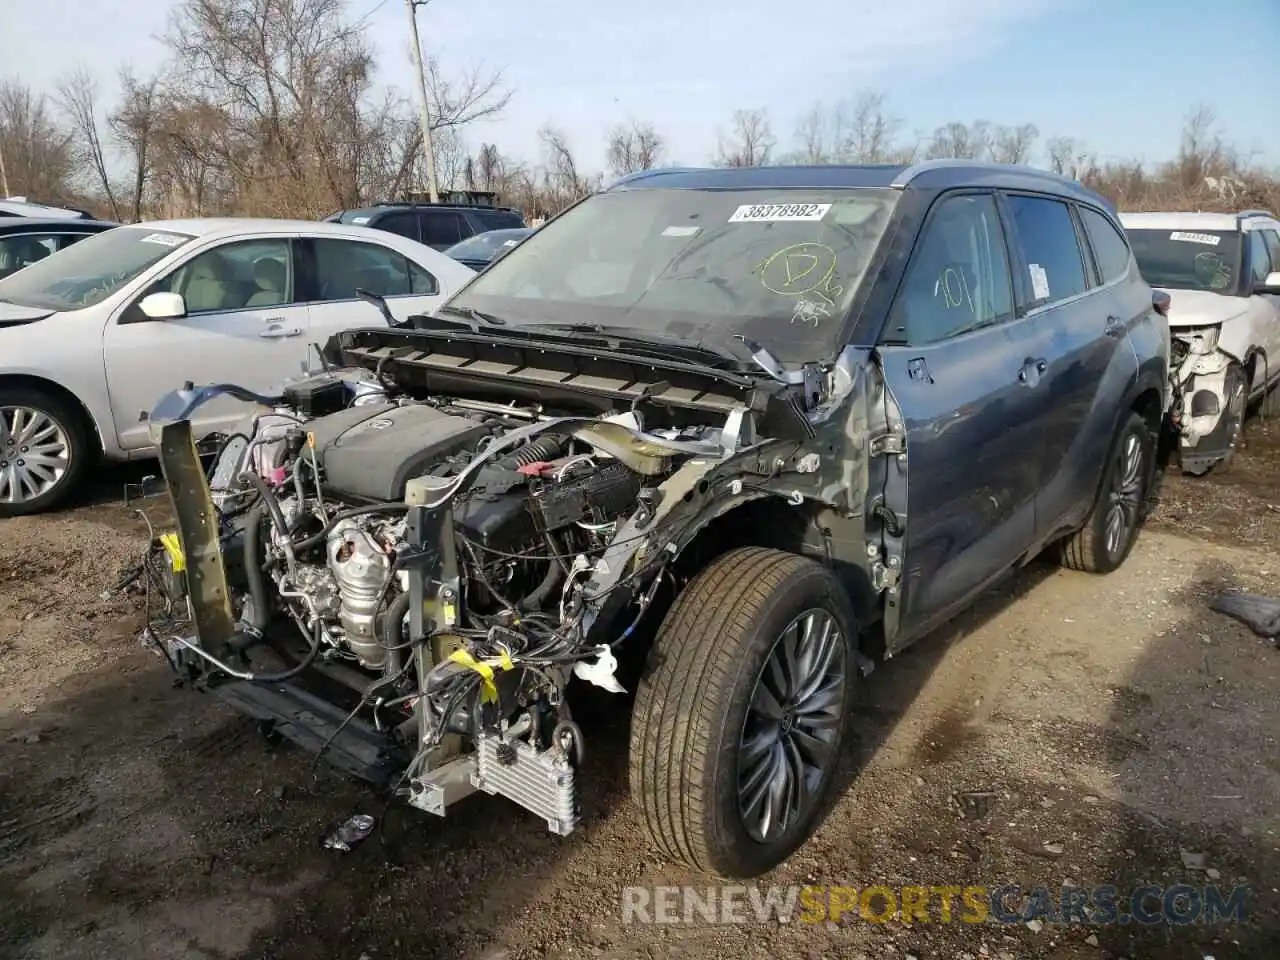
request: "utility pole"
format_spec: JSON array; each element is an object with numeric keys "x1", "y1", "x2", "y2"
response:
[
  {"x1": 0, "y1": 143, "x2": 9, "y2": 198},
  {"x1": 405, "y1": 0, "x2": 440, "y2": 203}
]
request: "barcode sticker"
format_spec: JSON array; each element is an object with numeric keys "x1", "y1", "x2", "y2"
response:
[{"x1": 728, "y1": 203, "x2": 831, "y2": 223}]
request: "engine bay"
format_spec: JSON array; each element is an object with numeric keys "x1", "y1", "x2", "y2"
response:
[{"x1": 139, "y1": 355, "x2": 788, "y2": 834}]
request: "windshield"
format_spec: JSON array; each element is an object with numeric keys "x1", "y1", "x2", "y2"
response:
[
  {"x1": 446, "y1": 228, "x2": 532, "y2": 262},
  {"x1": 449, "y1": 188, "x2": 899, "y2": 364},
  {"x1": 1126, "y1": 228, "x2": 1243, "y2": 294},
  {"x1": 0, "y1": 225, "x2": 194, "y2": 311}
]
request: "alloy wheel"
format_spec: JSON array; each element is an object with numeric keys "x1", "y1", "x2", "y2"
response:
[
  {"x1": 0, "y1": 406, "x2": 71, "y2": 504},
  {"x1": 738, "y1": 608, "x2": 848, "y2": 844},
  {"x1": 1104, "y1": 431, "x2": 1145, "y2": 558}
]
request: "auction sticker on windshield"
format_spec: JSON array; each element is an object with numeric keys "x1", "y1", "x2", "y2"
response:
[
  {"x1": 140, "y1": 232, "x2": 188, "y2": 247},
  {"x1": 728, "y1": 203, "x2": 831, "y2": 223},
  {"x1": 1169, "y1": 231, "x2": 1221, "y2": 246}
]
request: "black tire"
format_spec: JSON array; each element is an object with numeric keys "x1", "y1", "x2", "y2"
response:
[
  {"x1": 1058, "y1": 410, "x2": 1153, "y2": 574},
  {"x1": 0, "y1": 386, "x2": 94, "y2": 518},
  {"x1": 629, "y1": 546, "x2": 858, "y2": 878}
]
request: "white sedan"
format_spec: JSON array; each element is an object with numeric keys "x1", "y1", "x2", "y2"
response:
[{"x1": 0, "y1": 217, "x2": 476, "y2": 516}]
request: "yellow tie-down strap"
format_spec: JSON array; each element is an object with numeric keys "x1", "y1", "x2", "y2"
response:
[
  {"x1": 448, "y1": 648, "x2": 515, "y2": 704},
  {"x1": 158, "y1": 533, "x2": 186, "y2": 572}
]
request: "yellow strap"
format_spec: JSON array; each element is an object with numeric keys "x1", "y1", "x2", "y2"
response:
[
  {"x1": 448, "y1": 648, "x2": 515, "y2": 704},
  {"x1": 158, "y1": 532, "x2": 186, "y2": 572}
]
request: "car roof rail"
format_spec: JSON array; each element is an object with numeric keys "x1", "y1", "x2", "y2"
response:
[
  {"x1": 1238, "y1": 209, "x2": 1276, "y2": 221},
  {"x1": 890, "y1": 158, "x2": 1080, "y2": 189}
]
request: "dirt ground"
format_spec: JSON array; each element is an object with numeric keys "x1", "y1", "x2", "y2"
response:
[{"x1": 2, "y1": 419, "x2": 1279, "y2": 960}]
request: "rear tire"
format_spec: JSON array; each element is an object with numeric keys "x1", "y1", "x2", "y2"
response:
[
  {"x1": 629, "y1": 546, "x2": 858, "y2": 878},
  {"x1": 0, "y1": 387, "x2": 93, "y2": 518},
  {"x1": 1058, "y1": 411, "x2": 1153, "y2": 574}
]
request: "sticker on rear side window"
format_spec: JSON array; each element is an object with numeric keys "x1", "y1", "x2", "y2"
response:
[
  {"x1": 1170, "y1": 231, "x2": 1220, "y2": 245},
  {"x1": 728, "y1": 203, "x2": 831, "y2": 223},
  {"x1": 139, "y1": 232, "x2": 186, "y2": 247},
  {"x1": 1028, "y1": 263, "x2": 1051, "y2": 300},
  {"x1": 351, "y1": 216, "x2": 370, "y2": 225}
]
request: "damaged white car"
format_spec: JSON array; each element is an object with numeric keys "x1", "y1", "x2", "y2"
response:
[{"x1": 1122, "y1": 209, "x2": 1280, "y2": 474}]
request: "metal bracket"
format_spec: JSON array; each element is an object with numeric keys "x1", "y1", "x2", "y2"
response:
[
  {"x1": 870, "y1": 556, "x2": 901, "y2": 594},
  {"x1": 869, "y1": 430, "x2": 906, "y2": 457}
]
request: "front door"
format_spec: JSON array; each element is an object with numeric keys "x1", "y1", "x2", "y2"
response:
[
  {"x1": 104, "y1": 236, "x2": 311, "y2": 449},
  {"x1": 877, "y1": 191, "x2": 1054, "y2": 646}
]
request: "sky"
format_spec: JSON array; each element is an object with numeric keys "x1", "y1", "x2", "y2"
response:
[{"x1": 2, "y1": 0, "x2": 1277, "y2": 174}]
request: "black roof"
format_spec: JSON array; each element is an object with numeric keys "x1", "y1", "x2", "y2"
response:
[
  {"x1": 606, "y1": 159, "x2": 1112, "y2": 210},
  {"x1": 0, "y1": 217, "x2": 117, "y2": 233}
]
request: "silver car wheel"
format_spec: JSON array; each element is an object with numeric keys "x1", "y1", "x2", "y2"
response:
[
  {"x1": 1104, "y1": 431, "x2": 1144, "y2": 558},
  {"x1": 0, "y1": 406, "x2": 71, "y2": 504},
  {"x1": 738, "y1": 608, "x2": 847, "y2": 844}
]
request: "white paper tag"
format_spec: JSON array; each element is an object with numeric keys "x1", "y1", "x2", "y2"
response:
[
  {"x1": 727, "y1": 202, "x2": 831, "y2": 223},
  {"x1": 139, "y1": 232, "x2": 186, "y2": 247},
  {"x1": 661, "y1": 225, "x2": 700, "y2": 237},
  {"x1": 1029, "y1": 263, "x2": 1051, "y2": 300},
  {"x1": 1169, "y1": 231, "x2": 1220, "y2": 246},
  {"x1": 501, "y1": 239, "x2": 520, "y2": 247},
  {"x1": 351, "y1": 216, "x2": 370, "y2": 224}
]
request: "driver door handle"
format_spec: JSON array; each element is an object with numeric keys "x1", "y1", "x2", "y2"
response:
[
  {"x1": 259, "y1": 326, "x2": 302, "y2": 339},
  {"x1": 1018, "y1": 358, "x2": 1048, "y2": 383}
]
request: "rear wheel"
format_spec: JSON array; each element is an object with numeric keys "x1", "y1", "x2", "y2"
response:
[
  {"x1": 1058, "y1": 411, "x2": 1153, "y2": 574},
  {"x1": 0, "y1": 387, "x2": 93, "y2": 518},
  {"x1": 629, "y1": 546, "x2": 858, "y2": 878}
]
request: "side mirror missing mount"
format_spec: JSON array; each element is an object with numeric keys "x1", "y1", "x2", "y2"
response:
[
  {"x1": 1252, "y1": 271, "x2": 1280, "y2": 296},
  {"x1": 139, "y1": 291, "x2": 187, "y2": 320},
  {"x1": 1152, "y1": 289, "x2": 1171, "y2": 317}
]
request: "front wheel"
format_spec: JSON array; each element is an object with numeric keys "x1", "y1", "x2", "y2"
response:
[
  {"x1": 629, "y1": 546, "x2": 858, "y2": 878},
  {"x1": 0, "y1": 388, "x2": 92, "y2": 518},
  {"x1": 1058, "y1": 410, "x2": 1154, "y2": 574}
]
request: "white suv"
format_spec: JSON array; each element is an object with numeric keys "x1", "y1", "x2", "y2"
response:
[{"x1": 1121, "y1": 209, "x2": 1280, "y2": 474}]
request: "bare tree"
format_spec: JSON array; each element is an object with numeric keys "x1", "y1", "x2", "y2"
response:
[
  {"x1": 605, "y1": 119, "x2": 664, "y2": 177},
  {"x1": 54, "y1": 69, "x2": 120, "y2": 218},
  {"x1": 791, "y1": 102, "x2": 834, "y2": 164},
  {"x1": 990, "y1": 123, "x2": 1039, "y2": 165},
  {"x1": 538, "y1": 124, "x2": 595, "y2": 213},
  {"x1": 839, "y1": 91, "x2": 903, "y2": 163},
  {"x1": 925, "y1": 120, "x2": 994, "y2": 161},
  {"x1": 107, "y1": 69, "x2": 161, "y2": 221},
  {"x1": 0, "y1": 80, "x2": 77, "y2": 201},
  {"x1": 715, "y1": 108, "x2": 775, "y2": 167}
]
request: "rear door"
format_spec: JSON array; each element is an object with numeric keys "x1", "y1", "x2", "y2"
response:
[
  {"x1": 372, "y1": 211, "x2": 421, "y2": 243},
  {"x1": 302, "y1": 235, "x2": 446, "y2": 336},
  {"x1": 1002, "y1": 194, "x2": 1137, "y2": 539},
  {"x1": 104, "y1": 235, "x2": 311, "y2": 449},
  {"x1": 877, "y1": 191, "x2": 1056, "y2": 647},
  {"x1": 418, "y1": 210, "x2": 467, "y2": 249}
]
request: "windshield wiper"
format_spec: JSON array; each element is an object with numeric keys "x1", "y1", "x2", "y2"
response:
[
  {"x1": 518, "y1": 323, "x2": 750, "y2": 370},
  {"x1": 437, "y1": 303, "x2": 507, "y2": 330}
]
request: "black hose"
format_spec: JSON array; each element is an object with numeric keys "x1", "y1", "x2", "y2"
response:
[
  {"x1": 498, "y1": 435, "x2": 564, "y2": 469},
  {"x1": 244, "y1": 471, "x2": 291, "y2": 540},
  {"x1": 380, "y1": 590, "x2": 412, "y2": 675},
  {"x1": 237, "y1": 618, "x2": 325, "y2": 683},
  {"x1": 239, "y1": 501, "x2": 271, "y2": 634},
  {"x1": 519, "y1": 544, "x2": 566, "y2": 612}
]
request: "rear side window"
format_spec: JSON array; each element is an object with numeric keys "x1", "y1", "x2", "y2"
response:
[
  {"x1": 375, "y1": 212, "x2": 419, "y2": 241},
  {"x1": 1079, "y1": 207, "x2": 1132, "y2": 284},
  {"x1": 1006, "y1": 195, "x2": 1088, "y2": 306},
  {"x1": 419, "y1": 211, "x2": 465, "y2": 246},
  {"x1": 473, "y1": 209, "x2": 524, "y2": 230},
  {"x1": 893, "y1": 193, "x2": 1014, "y2": 345}
]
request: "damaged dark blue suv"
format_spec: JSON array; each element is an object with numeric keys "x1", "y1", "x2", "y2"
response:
[{"x1": 144, "y1": 159, "x2": 1171, "y2": 881}]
